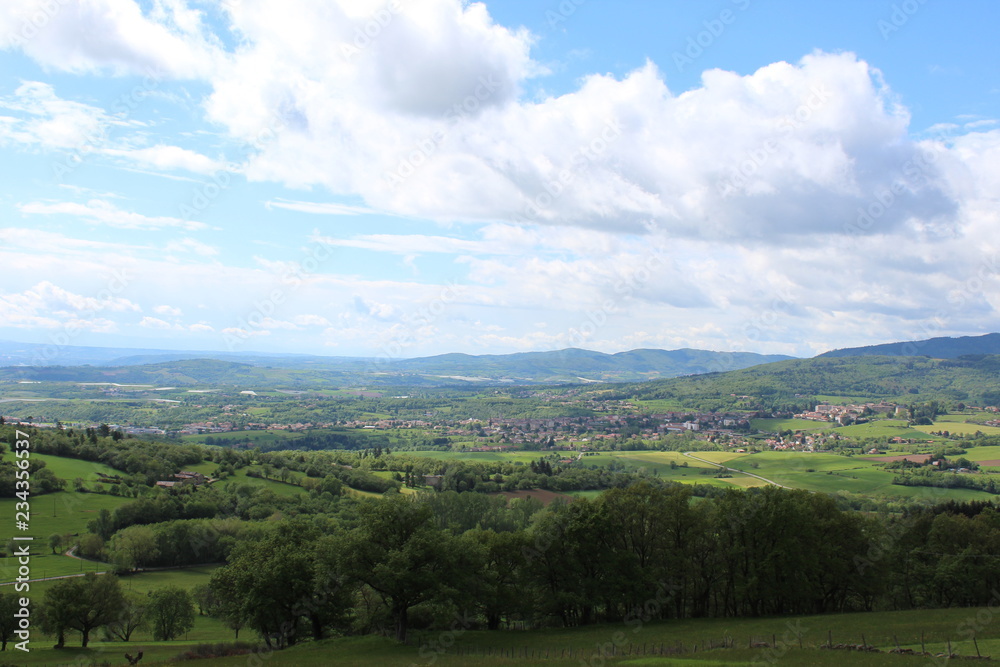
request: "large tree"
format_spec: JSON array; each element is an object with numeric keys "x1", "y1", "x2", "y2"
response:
[
  {"x1": 210, "y1": 522, "x2": 349, "y2": 649},
  {"x1": 147, "y1": 587, "x2": 195, "y2": 640},
  {"x1": 338, "y1": 495, "x2": 467, "y2": 642},
  {"x1": 40, "y1": 573, "x2": 125, "y2": 648},
  {"x1": 103, "y1": 593, "x2": 148, "y2": 642}
]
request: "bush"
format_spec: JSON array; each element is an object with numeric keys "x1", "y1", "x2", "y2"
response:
[{"x1": 175, "y1": 642, "x2": 258, "y2": 660}]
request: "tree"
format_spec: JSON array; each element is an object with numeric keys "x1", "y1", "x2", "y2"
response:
[
  {"x1": 104, "y1": 594, "x2": 148, "y2": 642},
  {"x1": 77, "y1": 533, "x2": 105, "y2": 560},
  {"x1": 48, "y1": 533, "x2": 63, "y2": 555},
  {"x1": 40, "y1": 574, "x2": 125, "y2": 648},
  {"x1": 0, "y1": 593, "x2": 19, "y2": 651},
  {"x1": 88, "y1": 508, "x2": 115, "y2": 540},
  {"x1": 338, "y1": 495, "x2": 465, "y2": 642},
  {"x1": 147, "y1": 587, "x2": 195, "y2": 640},
  {"x1": 108, "y1": 525, "x2": 160, "y2": 572},
  {"x1": 210, "y1": 522, "x2": 349, "y2": 648}
]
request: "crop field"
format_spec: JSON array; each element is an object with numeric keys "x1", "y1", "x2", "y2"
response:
[{"x1": 912, "y1": 421, "x2": 1000, "y2": 436}]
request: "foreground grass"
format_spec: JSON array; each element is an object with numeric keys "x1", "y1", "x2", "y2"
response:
[{"x1": 12, "y1": 607, "x2": 1000, "y2": 666}]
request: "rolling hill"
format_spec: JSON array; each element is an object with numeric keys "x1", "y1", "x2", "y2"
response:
[
  {"x1": 618, "y1": 354, "x2": 1000, "y2": 410},
  {"x1": 0, "y1": 347, "x2": 794, "y2": 386},
  {"x1": 818, "y1": 332, "x2": 1000, "y2": 358}
]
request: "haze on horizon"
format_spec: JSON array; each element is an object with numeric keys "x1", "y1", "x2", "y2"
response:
[{"x1": 0, "y1": 0, "x2": 998, "y2": 361}]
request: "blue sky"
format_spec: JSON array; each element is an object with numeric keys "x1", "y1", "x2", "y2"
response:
[{"x1": 1, "y1": 0, "x2": 998, "y2": 361}]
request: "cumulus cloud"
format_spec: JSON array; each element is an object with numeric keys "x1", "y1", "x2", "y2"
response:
[
  {"x1": 0, "y1": 0, "x2": 224, "y2": 77},
  {"x1": 0, "y1": 281, "x2": 138, "y2": 331},
  {"x1": 1, "y1": 0, "x2": 998, "y2": 355}
]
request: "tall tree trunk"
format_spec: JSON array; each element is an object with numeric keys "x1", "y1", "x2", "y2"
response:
[
  {"x1": 310, "y1": 612, "x2": 325, "y2": 641},
  {"x1": 394, "y1": 606, "x2": 408, "y2": 643}
]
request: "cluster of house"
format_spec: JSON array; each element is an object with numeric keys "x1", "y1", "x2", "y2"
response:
[
  {"x1": 176, "y1": 421, "x2": 234, "y2": 435},
  {"x1": 794, "y1": 402, "x2": 899, "y2": 424}
]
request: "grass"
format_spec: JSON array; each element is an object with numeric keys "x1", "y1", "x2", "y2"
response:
[
  {"x1": 825, "y1": 420, "x2": 944, "y2": 440},
  {"x1": 403, "y1": 450, "x2": 542, "y2": 464},
  {"x1": 11, "y1": 606, "x2": 990, "y2": 667},
  {"x1": 912, "y1": 421, "x2": 1000, "y2": 436},
  {"x1": 751, "y1": 418, "x2": 829, "y2": 432},
  {"x1": 31, "y1": 452, "x2": 122, "y2": 485},
  {"x1": 0, "y1": 490, "x2": 132, "y2": 582}
]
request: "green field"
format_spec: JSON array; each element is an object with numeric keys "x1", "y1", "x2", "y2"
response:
[
  {"x1": 31, "y1": 452, "x2": 123, "y2": 485},
  {"x1": 0, "y1": 489, "x2": 132, "y2": 583},
  {"x1": 751, "y1": 418, "x2": 828, "y2": 432},
  {"x1": 404, "y1": 450, "x2": 543, "y2": 464},
  {"x1": 10, "y1": 605, "x2": 1000, "y2": 666},
  {"x1": 963, "y1": 445, "x2": 1000, "y2": 463},
  {"x1": 826, "y1": 419, "x2": 944, "y2": 440},
  {"x1": 715, "y1": 451, "x2": 999, "y2": 500},
  {"x1": 912, "y1": 421, "x2": 1000, "y2": 436}
]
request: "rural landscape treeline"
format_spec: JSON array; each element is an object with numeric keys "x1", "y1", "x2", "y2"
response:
[{"x1": 3, "y1": 336, "x2": 1000, "y2": 664}]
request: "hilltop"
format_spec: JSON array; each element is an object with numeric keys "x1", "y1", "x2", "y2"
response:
[{"x1": 818, "y1": 332, "x2": 1000, "y2": 358}]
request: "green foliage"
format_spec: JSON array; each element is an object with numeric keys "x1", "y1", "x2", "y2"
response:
[
  {"x1": 0, "y1": 592, "x2": 19, "y2": 651},
  {"x1": 147, "y1": 586, "x2": 195, "y2": 640},
  {"x1": 614, "y1": 355, "x2": 1000, "y2": 411},
  {"x1": 39, "y1": 572, "x2": 125, "y2": 647}
]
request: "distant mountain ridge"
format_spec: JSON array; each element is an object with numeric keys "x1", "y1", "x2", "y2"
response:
[
  {"x1": 818, "y1": 333, "x2": 1000, "y2": 359},
  {"x1": 0, "y1": 342, "x2": 794, "y2": 386}
]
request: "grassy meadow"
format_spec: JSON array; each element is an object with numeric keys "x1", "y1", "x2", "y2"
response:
[{"x1": 10, "y1": 605, "x2": 1000, "y2": 666}]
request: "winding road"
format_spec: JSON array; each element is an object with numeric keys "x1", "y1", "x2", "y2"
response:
[{"x1": 682, "y1": 452, "x2": 791, "y2": 489}]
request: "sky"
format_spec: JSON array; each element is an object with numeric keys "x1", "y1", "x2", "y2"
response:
[{"x1": 0, "y1": 0, "x2": 998, "y2": 362}]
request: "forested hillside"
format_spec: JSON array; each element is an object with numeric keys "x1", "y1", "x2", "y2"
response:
[{"x1": 612, "y1": 355, "x2": 1000, "y2": 410}]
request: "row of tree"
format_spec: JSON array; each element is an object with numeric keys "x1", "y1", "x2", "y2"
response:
[
  {"x1": 0, "y1": 575, "x2": 195, "y2": 650},
  {"x1": 197, "y1": 484, "x2": 1000, "y2": 646}
]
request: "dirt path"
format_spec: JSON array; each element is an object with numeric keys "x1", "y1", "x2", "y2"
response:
[{"x1": 682, "y1": 452, "x2": 791, "y2": 488}]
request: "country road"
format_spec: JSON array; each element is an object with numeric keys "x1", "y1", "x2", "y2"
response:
[{"x1": 682, "y1": 452, "x2": 791, "y2": 489}]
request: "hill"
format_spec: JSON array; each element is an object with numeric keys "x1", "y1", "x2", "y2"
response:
[
  {"x1": 0, "y1": 346, "x2": 793, "y2": 386},
  {"x1": 818, "y1": 332, "x2": 1000, "y2": 358},
  {"x1": 617, "y1": 354, "x2": 1000, "y2": 410}
]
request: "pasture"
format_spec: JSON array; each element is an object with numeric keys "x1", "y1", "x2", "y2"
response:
[{"x1": 12, "y1": 605, "x2": 997, "y2": 667}]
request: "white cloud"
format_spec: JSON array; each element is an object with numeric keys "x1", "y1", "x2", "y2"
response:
[
  {"x1": 293, "y1": 314, "x2": 330, "y2": 327},
  {"x1": 265, "y1": 199, "x2": 381, "y2": 216},
  {"x1": 0, "y1": 81, "x2": 113, "y2": 151},
  {"x1": 0, "y1": 281, "x2": 138, "y2": 331},
  {"x1": 18, "y1": 198, "x2": 207, "y2": 231},
  {"x1": 139, "y1": 316, "x2": 174, "y2": 329},
  {"x1": 0, "y1": 0, "x2": 224, "y2": 78},
  {"x1": 104, "y1": 144, "x2": 226, "y2": 175},
  {"x1": 0, "y1": 0, "x2": 998, "y2": 356},
  {"x1": 154, "y1": 305, "x2": 183, "y2": 316},
  {"x1": 164, "y1": 237, "x2": 219, "y2": 256},
  {"x1": 315, "y1": 233, "x2": 488, "y2": 255},
  {"x1": 193, "y1": 7, "x2": 957, "y2": 241}
]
